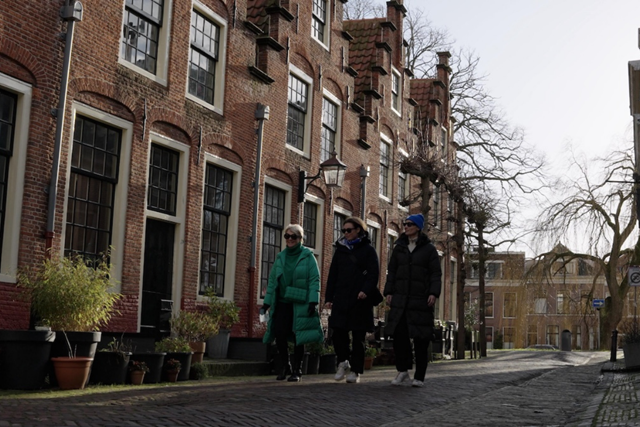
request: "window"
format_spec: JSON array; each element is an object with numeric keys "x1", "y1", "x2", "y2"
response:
[
  {"x1": 486, "y1": 262, "x2": 502, "y2": 279},
  {"x1": 260, "y1": 185, "x2": 286, "y2": 298},
  {"x1": 333, "y1": 212, "x2": 346, "y2": 244},
  {"x1": 485, "y1": 292, "x2": 494, "y2": 318},
  {"x1": 534, "y1": 297, "x2": 547, "y2": 314},
  {"x1": 121, "y1": 0, "x2": 169, "y2": 80},
  {"x1": 368, "y1": 223, "x2": 379, "y2": 254},
  {"x1": 504, "y1": 292, "x2": 516, "y2": 318},
  {"x1": 312, "y1": 0, "x2": 329, "y2": 46},
  {"x1": 0, "y1": 89, "x2": 16, "y2": 267},
  {"x1": 320, "y1": 97, "x2": 337, "y2": 162},
  {"x1": 65, "y1": 116, "x2": 122, "y2": 260},
  {"x1": 379, "y1": 137, "x2": 391, "y2": 199},
  {"x1": 572, "y1": 325, "x2": 581, "y2": 350},
  {"x1": 188, "y1": 10, "x2": 220, "y2": 108},
  {"x1": 447, "y1": 192, "x2": 454, "y2": 233},
  {"x1": 441, "y1": 127, "x2": 447, "y2": 154},
  {"x1": 527, "y1": 324, "x2": 537, "y2": 347},
  {"x1": 546, "y1": 325, "x2": 559, "y2": 347},
  {"x1": 503, "y1": 327, "x2": 515, "y2": 349},
  {"x1": 303, "y1": 201, "x2": 318, "y2": 249},
  {"x1": 147, "y1": 144, "x2": 178, "y2": 215},
  {"x1": 200, "y1": 164, "x2": 232, "y2": 296},
  {"x1": 287, "y1": 73, "x2": 309, "y2": 151},
  {"x1": 557, "y1": 291, "x2": 570, "y2": 314},
  {"x1": 486, "y1": 326, "x2": 494, "y2": 349},
  {"x1": 391, "y1": 70, "x2": 401, "y2": 113},
  {"x1": 387, "y1": 233, "x2": 397, "y2": 260},
  {"x1": 398, "y1": 169, "x2": 407, "y2": 203}
]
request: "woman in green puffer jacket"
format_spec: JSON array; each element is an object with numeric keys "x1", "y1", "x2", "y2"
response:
[{"x1": 262, "y1": 224, "x2": 323, "y2": 382}]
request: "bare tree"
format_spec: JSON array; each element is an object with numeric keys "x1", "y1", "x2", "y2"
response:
[
  {"x1": 534, "y1": 149, "x2": 639, "y2": 349},
  {"x1": 342, "y1": 0, "x2": 386, "y2": 20}
]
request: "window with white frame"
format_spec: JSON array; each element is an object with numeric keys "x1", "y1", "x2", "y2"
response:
[
  {"x1": 187, "y1": 6, "x2": 227, "y2": 114},
  {"x1": 387, "y1": 232, "x2": 397, "y2": 260},
  {"x1": 260, "y1": 185, "x2": 287, "y2": 299},
  {"x1": 333, "y1": 211, "x2": 347, "y2": 244},
  {"x1": 320, "y1": 95, "x2": 339, "y2": 162},
  {"x1": 120, "y1": 0, "x2": 171, "y2": 83},
  {"x1": 486, "y1": 262, "x2": 502, "y2": 279},
  {"x1": 302, "y1": 197, "x2": 325, "y2": 261},
  {"x1": 312, "y1": 0, "x2": 329, "y2": 47},
  {"x1": 287, "y1": 68, "x2": 312, "y2": 153},
  {"x1": 368, "y1": 223, "x2": 380, "y2": 254},
  {"x1": 534, "y1": 296, "x2": 547, "y2": 314},
  {"x1": 441, "y1": 127, "x2": 447, "y2": 155},
  {"x1": 503, "y1": 327, "x2": 515, "y2": 349},
  {"x1": 391, "y1": 69, "x2": 401, "y2": 114},
  {"x1": 0, "y1": 75, "x2": 31, "y2": 281},
  {"x1": 379, "y1": 136, "x2": 391, "y2": 199},
  {"x1": 147, "y1": 144, "x2": 179, "y2": 215},
  {"x1": 557, "y1": 291, "x2": 570, "y2": 314}
]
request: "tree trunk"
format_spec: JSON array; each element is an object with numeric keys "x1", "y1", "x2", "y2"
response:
[{"x1": 478, "y1": 225, "x2": 487, "y2": 357}]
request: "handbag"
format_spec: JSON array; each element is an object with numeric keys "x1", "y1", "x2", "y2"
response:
[
  {"x1": 349, "y1": 254, "x2": 383, "y2": 307},
  {"x1": 284, "y1": 286, "x2": 307, "y2": 303}
]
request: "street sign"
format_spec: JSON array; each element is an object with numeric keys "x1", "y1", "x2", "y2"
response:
[
  {"x1": 592, "y1": 299, "x2": 605, "y2": 309},
  {"x1": 629, "y1": 266, "x2": 640, "y2": 287}
]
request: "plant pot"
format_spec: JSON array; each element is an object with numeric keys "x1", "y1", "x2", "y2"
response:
[
  {"x1": 319, "y1": 354, "x2": 337, "y2": 374},
  {"x1": 89, "y1": 351, "x2": 131, "y2": 385},
  {"x1": 51, "y1": 357, "x2": 93, "y2": 390},
  {"x1": 164, "y1": 352, "x2": 192, "y2": 381},
  {"x1": 131, "y1": 353, "x2": 166, "y2": 384},
  {"x1": 50, "y1": 331, "x2": 101, "y2": 387},
  {"x1": 623, "y1": 342, "x2": 640, "y2": 369},
  {"x1": 364, "y1": 356, "x2": 374, "y2": 370},
  {"x1": 189, "y1": 341, "x2": 206, "y2": 363},
  {"x1": 130, "y1": 370, "x2": 145, "y2": 385},
  {"x1": 166, "y1": 369, "x2": 180, "y2": 382},
  {"x1": 207, "y1": 329, "x2": 230, "y2": 359},
  {"x1": 306, "y1": 354, "x2": 320, "y2": 375},
  {"x1": 0, "y1": 330, "x2": 56, "y2": 390}
]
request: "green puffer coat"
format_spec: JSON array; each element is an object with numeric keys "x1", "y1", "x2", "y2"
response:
[{"x1": 262, "y1": 245, "x2": 324, "y2": 346}]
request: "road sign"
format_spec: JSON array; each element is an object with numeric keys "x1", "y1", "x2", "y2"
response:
[
  {"x1": 629, "y1": 266, "x2": 640, "y2": 287},
  {"x1": 592, "y1": 299, "x2": 605, "y2": 309}
]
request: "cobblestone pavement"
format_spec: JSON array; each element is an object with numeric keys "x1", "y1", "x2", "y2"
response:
[{"x1": 0, "y1": 351, "x2": 632, "y2": 427}]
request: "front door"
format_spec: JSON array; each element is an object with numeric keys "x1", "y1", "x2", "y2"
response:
[{"x1": 141, "y1": 218, "x2": 175, "y2": 338}]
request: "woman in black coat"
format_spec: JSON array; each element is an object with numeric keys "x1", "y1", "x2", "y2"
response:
[
  {"x1": 324, "y1": 217, "x2": 380, "y2": 384},
  {"x1": 384, "y1": 213, "x2": 441, "y2": 388}
]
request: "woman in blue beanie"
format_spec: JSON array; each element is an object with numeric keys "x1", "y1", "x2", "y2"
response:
[{"x1": 384, "y1": 213, "x2": 442, "y2": 387}]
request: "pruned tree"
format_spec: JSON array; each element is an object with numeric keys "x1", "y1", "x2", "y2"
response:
[{"x1": 533, "y1": 148, "x2": 639, "y2": 349}]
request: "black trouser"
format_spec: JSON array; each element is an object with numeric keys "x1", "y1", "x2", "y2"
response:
[
  {"x1": 273, "y1": 302, "x2": 304, "y2": 373},
  {"x1": 332, "y1": 327, "x2": 366, "y2": 374},
  {"x1": 393, "y1": 312, "x2": 430, "y2": 381}
]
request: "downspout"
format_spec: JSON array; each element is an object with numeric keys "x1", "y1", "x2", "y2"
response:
[
  {"x1": 46, "y1": 1, "x2": 83, "y2": 251},
  {"x1": 359, "y1": 165, "x2": 369, "y2": 219},
  {"x1": 248, "y1": 104, "x2": 269, "y2": 337}
]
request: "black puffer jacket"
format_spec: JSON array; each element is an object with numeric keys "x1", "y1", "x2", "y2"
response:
[
  {"x1": 325, "y1": 236, "x2": 380, "y2": 332},
  {"x1": 383, "y1": 233, "x2": 442, "y2": 339}
]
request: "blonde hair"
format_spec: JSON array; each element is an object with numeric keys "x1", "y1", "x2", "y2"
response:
[{"x1": 284, "y1": 224, "x2": 304, "y2": 242}]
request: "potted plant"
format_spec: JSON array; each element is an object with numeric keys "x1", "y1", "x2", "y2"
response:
[
  {"x1": 306, "y1": 342, "x2": 323, "y2": 375},
  {"x1": 171, "y1": 310, "x2": 219, "y2": 363},
  {"x1": 90, "y1": 336, "x2": 132, "y2": 385},
  {"x1": 17, "y1": 252, "x2": 121, "y2": 389},
  {"x1": 318, "y1": 344, "x2": 337, "y2": 374},
  {"x1": 619, "y1": 317, "x2": 640, "y2": 369},
  {"x1": 205, "y1": 289, "x2": 241, "y2": 359},
  {"x1": 0, "y1": 329, "x2": 56, "y2": 390},
  {"x1": 364, "y1": 346, "x2": 380, "y2": 370},
  {"x1": 155, "y1": 336, "x2": 193, "y2": 381},
  {"x1": 129, "y1": 360, "x2": 150, "y2": 385},
  {"x1": 164, "y1": 358, "x2": 182, "y2": 382}
]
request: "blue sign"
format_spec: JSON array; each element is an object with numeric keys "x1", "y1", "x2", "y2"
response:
[{"x1": 593, "y1": 299, "x2": 605, "y2": 308}]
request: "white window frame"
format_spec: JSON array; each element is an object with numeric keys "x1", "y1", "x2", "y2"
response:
[
  {"x1": 379, "y1": 133, "x2": 392, "y2": 202},
  {"x1": 185, "y1": 1, "x2": 228, "y2": 115},
  {"x1": 397, "y1": 148, "x2": 409, "y2": 211},
  {"x1": 287, "y1": 64, "x2": 314, "y2": 158},
  {"x1": 0, "y1": 74, "x2": 31, "y2": 282},
  {"x1": 62, "y1": 103, "x2": 134, "y2": 290},
  {"x1": 302, "y1": 194, "x2": 324, "y2": 262},
  {"x1": 320, "y1": 89, "x2": 341, "y2": 162},
  {"x1": 119, "y1": 0, "x2": 173, "y2": 86},
  {"x1": 391, "y1": 67, "x2": 401, "y2": 116},
  {"x1": 366, "y1": 220, "x2": 382, "y2": 254},
  {"x1": 200, "y1": 153, "x2": 242, "y2": 301},
  {"x1": 311, "y1": 0, "x2": 330, "y2": 50}
]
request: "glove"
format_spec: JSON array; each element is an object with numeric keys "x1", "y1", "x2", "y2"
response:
[
  {"x1": 308, "y1": 302, "x2": 318, "y2": 316},
  {"x1": 260, "y1": 304, "x2": 270, "y2": 314}
]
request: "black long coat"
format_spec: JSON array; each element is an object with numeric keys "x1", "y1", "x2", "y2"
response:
[
  {"x1": 325, "y1": 236, "x2": 380, "y2": 332},
  {"x1": 383, "y1": 233, "x2": 442, "y2": 339}
]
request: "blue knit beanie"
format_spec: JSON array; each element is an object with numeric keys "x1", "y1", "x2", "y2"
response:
[{"x1": 406, "y1": 214, "x2": 424, "y2": 230}]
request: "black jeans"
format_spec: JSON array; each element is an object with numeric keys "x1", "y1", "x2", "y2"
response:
[
  {"x1": 332, "y1": 327, "x2": 366, "y2": 374},
  {"x1": 273, "y1": 302, "x2": 304, "y2": 372},
  {"x1": 393, "y1": 312, "x2": 430, "y2": 381}
]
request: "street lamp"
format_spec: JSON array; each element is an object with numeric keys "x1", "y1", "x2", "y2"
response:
[{"x1": 298, "y1": 151, "x2": 347, "y2": 203}]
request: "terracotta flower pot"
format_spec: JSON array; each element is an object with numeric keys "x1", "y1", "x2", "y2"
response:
[
  {"x1": 166, "y1": 369, "x2": 180, "y2": 382},
  {"x1": 51, "y1": 357, "x2": 93, "y2": 390},
  {"x1": 130, "y1": 370, "x2": 146, "y2": 385},
  {"x1": 189, "y1": 341, "x2": 206, "y2": 363},
  {"x1": 364, "y1": 356, "x2": 374, "y2": 370}
]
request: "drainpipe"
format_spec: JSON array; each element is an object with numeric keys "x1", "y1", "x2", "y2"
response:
[
  {"x1": 45, "y1": 1, "x2": 83, "y2": 251},
  {"x1": 359, "y1": 165, "x2": 369, "y2": 219},
  {"x1": 248, "y1": 104, "x2": 269, "y2": 337}
]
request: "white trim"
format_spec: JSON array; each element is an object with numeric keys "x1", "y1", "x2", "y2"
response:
[
  {"x1": 185, "y1": 1, "x2": 228, "y2": 115},
  {"x1": 311, "y1": 0, "x2": 331, "y2": 51},
  {"x1": 0, "y1": 74, "x2": 31, "y2": 282},
  {"x1": 333, "y1": 205, "x2": 352, "y2": 217},
  {"x1": 379, "y1": 133, "x2": 393, "y2": 202},
  {"x1": 390, "y1": 67, "x2": 402, "y2": 117},
  {"x1": 321, "y1": 88, "x2": 342, "y2": 159},
  {"x1": 287, "y1": 64, "x2": 314, "y2": 158},
  {"x1": 302, "y1": 194, "x2": 325, "y2": 270}
]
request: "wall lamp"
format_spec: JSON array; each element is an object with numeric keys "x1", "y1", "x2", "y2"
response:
[{"x1": 298, "y1": 151, "x2": 347, "y2": 203}]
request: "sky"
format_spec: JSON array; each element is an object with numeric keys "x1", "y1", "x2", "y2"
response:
[{"x1": 388, "y1": 0, "x2": 640, "y2": 255}]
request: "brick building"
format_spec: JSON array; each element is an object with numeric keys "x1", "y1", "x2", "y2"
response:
[{"x1": 0, "y1": 0, "x2": 459, "y2": 348}]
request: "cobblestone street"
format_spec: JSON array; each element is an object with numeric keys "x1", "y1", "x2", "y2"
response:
[{"x1": 0, "y1": 351, "x2": 626, "y2": 426}]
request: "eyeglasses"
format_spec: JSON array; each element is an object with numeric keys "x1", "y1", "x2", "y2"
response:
[
  {"x1": 341, "y1": 228, "x2": 356, "y2": 234},
  {"x1": 283, "y1": 234, "x2": 300, "y2": 240},
  {"x1": 403, "y1": 222, "x2": 416, "y2": 227}
]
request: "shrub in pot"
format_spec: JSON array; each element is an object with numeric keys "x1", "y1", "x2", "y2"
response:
[
  {"x1": 205, "y1": 289, "x2": 241, "y2": 359},
  {"x1": 619, "y1": 317, "x2": 640, "y2": 369},
  {"x1": 90, "y1": 336, "x2": 132, "y2": 385},
  {"x1": 155, "y1": 336, "x2": 193, "y2": 381},
  {"x1": 171, "y1": 310, "x2": 218, "y2": 363}
]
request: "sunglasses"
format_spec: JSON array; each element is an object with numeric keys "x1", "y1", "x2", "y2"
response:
[
  {"x1": 283, "y1": 233, "x2": 300, "y2": 240},
  {"x1": 341, "y1": 228, "x2": 356, "y2": 234},
  {"x1": 403, "y1": 222, "x2": 416, "y2": 227}
]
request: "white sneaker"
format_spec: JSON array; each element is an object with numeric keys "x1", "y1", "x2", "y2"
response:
[
  {"x1": 346, "y1": 372, "x2": 360, "y2": 383},
  {"x1": 335, "y1": 361, "x2": 350, "y2": 381},
  {"x1": 412, "y1": 379, "x2": 424, "y2": 388},
  {"x1": 391, "y1": 371, "x2": 410, "y2": 386}
]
